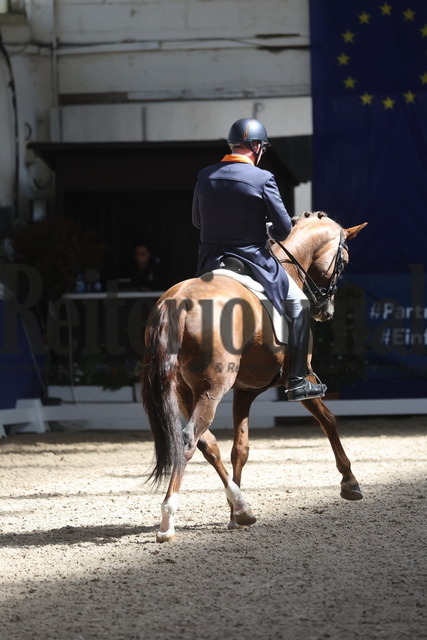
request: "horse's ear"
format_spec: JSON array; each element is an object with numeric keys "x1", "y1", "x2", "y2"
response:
[{"x1": 344, "y1": 222, "x2": 368, "y2": 240}]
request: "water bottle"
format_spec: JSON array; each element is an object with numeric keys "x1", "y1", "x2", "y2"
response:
[
  {"x1": 75, "y1": 273, "x2": 86, "y2": 293},
  {"x1": 92, "y1": 274, "x2": 103, "y2": 292}
]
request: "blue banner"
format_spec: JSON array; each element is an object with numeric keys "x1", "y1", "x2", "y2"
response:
[
  {"x1": 309, "y1": 1, "x2": 427, "y2": 398},
  {"x1": 340, "y1": 268, "x2": 426, "y2": 398},
  {"x1": 0, "y1": 300, "x2": 44, "y2": 410},
  {"x1": 309, "y1": 0, "x2": 427, "y2": 271}
]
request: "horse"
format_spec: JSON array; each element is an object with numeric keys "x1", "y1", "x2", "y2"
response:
[{"x1": 142, "y1": 210, "x2": 368, "y2": 542}]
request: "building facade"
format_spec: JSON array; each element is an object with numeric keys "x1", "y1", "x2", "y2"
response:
[{"x1": 0, "y1": 0, "x2": 312, "y2": 224}]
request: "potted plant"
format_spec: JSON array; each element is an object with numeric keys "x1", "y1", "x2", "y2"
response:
[{"x1": 48, "y1": 354, "x2": 142, "y2": 403}]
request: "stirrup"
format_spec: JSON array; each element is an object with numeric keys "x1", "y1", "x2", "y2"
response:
[{"x1": 286, "y1": 376, "x2": 327, "y2": 402}]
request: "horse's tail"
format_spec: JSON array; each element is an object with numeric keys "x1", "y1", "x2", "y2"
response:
[{"x1": 141, "y1": 298, "x2": 187, "y2": 485}]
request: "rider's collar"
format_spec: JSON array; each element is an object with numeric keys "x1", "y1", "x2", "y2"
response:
[{"x1": 221, "y1": 154, "x2": 254, "y2": 165}]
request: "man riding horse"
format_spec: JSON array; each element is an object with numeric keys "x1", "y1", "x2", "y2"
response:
[{"x1": 192, "y1": 117, "x2": 326, "y2": 401}]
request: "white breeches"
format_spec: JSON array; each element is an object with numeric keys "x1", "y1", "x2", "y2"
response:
[{"x1": 284, "y1": 273, "x2": 310, "y2": 319}]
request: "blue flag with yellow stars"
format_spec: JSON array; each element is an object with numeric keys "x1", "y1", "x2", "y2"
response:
[
  {"x1": 310, "y1": 0, "x2": 427, "y2": 271},
  {"x1": 309, "y1": 1, "x2": 427, "y2": 400}
]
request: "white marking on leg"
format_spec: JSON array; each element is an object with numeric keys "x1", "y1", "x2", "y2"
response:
[
  {"x1": 157, "y1": 494, "x2": 178, "y2": 542},
  {"x1": 224, "y1": 480, "x2": 250, "y2": 516}
]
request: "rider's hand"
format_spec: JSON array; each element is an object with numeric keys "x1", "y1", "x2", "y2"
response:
[{"x1": 266, "y1": 222, "x2": 275, "y2": 243}]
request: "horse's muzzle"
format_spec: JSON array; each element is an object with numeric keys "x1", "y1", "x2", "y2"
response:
[{"x1": 312, "y1": 301, "x2": 335, "y2": 322}]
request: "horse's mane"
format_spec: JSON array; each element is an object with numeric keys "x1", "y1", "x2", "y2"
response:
[{"x1": 291, "y1": 210, "x2": 330, "y2": 226}]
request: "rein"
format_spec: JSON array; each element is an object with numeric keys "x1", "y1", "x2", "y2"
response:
[{"x1": 269, "y1": 230, "x2": 348, "y2": 312}]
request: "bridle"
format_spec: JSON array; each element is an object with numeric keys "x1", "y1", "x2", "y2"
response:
[{"x1": 269, "y1": 229, "x2": 348, "y2": 313}]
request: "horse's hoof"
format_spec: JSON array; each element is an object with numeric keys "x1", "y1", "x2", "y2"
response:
[
  {"x1": 340, "y1": 482, "x2": 363, "y2": 501},
  {"x1": 234, "y1": 509, "x2": 257, "y2": 526},
  {"x1": 156, "y1": 531, "x2": 176, "y2": 543},
  {"x1": 227, "y1": 520, "x2": 247, "y2": 530}
]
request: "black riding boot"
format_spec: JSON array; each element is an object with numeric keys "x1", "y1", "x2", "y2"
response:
[{"x1": 286, "y1": 307, "x2": 327, "y2": 401}]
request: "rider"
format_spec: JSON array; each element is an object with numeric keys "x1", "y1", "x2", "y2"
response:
[{"x1": 192, "y1": 117, "x2": 326, "y2": 401}]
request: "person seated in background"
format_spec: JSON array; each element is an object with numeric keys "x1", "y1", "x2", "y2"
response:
[{"x1": 129, "y1": 239, "x2": 166, "y2": 291}]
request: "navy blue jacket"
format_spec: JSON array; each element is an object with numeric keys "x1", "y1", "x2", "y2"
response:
[{"x1": 192, "y1": 156, "x2": 292, "y2": 314}]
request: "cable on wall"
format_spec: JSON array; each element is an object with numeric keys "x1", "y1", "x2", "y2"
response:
[{"x1": 0, "y1": 28, "x2": 20, "y2": 218}]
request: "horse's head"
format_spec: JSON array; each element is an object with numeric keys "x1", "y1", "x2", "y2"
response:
[{"x1": 286, "y1": 211, "x2": 367, "y2": 321}]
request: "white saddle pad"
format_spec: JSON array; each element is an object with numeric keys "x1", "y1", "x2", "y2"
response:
[{"x1": 205, "y1": 269, "x2": 288, "y2": 344}]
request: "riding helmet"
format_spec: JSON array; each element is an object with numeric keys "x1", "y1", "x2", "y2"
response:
[{"x1": 227, "y1": 118, "x2": 271, "y2": 149}]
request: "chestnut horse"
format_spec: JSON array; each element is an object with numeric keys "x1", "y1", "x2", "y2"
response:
[{"x1": 142, "y1": 211, "x2": 367, "y2": 542}]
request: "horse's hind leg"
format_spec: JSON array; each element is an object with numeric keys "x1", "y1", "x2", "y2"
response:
[
  {"x1": 302, "y1": 397, "x2": 363, "y2": 500},
  {"x1": 157, "y1": 468, "x2": 184, "y2": 543},
  {"x1": 156, "y1": 384, "x2": 230, "y2": 542},
  {"x1": 155, "y1": 379, "x2": 190, "y2": 543},
  {"x1": 157, "y1": 439, "x2": 206, "y2": 542},
  {"x1": 197, "y1": 429, "x2": 256, "y2": 530}
]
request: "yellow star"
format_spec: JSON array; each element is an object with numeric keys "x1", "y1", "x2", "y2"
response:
[
  {"x1": 420, "y1": 25, "x2": 427, "y2": 37},
  {"x1": 403, "y1": 91, "x2": 416, "y2": 103},
  {"x1": 383, "y1": 97, "x2": 395, "y2": 109},
  {"x1": 403, "y1": 8, "x2": 416, "y2": 21},
  {"x1": 380, "y1": 3, "x2": 392, "y2": 15},
  {"x1": 343, "y1": 76, "x2": 357, "y2": 89},
  {"x1": 342, "y1": 30, "x2": 356, "y2": 43},
  {"x1": 337, "y1": 53, "x2": 350, "y2": 66},
  {"x1": 358, "y1": 11, "x2": 371, "y2": 24},
  {"x1": 420, "y1": 72, "x2": 427, "y2": 85},
  {"x1": 360, "y1": 93, "x2": 373, "y2": 105}
]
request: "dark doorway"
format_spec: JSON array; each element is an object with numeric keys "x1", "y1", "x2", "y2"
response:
[
  {"x1": 63, "y1": 190, "x2": 198, "y2": 288},
  {"x1": 30, "y1": 138, "x2": 310, "y2": 289}
]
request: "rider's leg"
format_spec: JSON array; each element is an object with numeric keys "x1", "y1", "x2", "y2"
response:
[{"x1": 284, "y1": 277, "x2": 327, "y2": 401}]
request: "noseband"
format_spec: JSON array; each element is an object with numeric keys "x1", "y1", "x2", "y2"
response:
[{"x1": 270, "y1": 230, "x2": 348, "y2": 313}]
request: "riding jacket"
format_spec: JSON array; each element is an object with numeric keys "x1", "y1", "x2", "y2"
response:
[{"x1": 192, "y1": 154, "x2": 293, "y2": 314}]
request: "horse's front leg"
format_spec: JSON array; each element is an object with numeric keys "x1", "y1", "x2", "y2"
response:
[
  {"x1": 302, "y1": 397, "x2": 363, "y2": 500},
  {"x1": 227, "y1": 388, "x2": 261, "y2": 528}
]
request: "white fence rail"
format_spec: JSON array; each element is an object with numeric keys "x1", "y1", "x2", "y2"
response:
[{"x1": 1, "y1": 388, "x2": 426, "y2": 437}]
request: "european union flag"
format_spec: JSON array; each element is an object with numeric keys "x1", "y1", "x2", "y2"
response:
[
  {"x1": 309, "y1": 1, "x2": 427, "y2": 399},
  {"x1": 310, "y1": 0, "x2": 427, "y2": 271}
]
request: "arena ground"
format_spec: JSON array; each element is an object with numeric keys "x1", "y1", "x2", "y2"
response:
[{"x1": 1, "y1": 415, "x2": 426, "y2": 639}]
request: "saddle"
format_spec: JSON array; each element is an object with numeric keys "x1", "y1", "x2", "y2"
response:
[
  {"x1": 201, "y1": 259, "x2": 288, "y2": 344},
  {"x1": 219, "y1": 256, "x2": 253, "y2": 276}
]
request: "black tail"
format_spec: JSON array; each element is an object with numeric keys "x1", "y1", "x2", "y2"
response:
[{"x1": 141, "y1": 299, "x2": 186, "y2": 485}]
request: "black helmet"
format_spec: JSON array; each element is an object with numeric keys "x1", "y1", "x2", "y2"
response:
[{"x1": 227, "y1": 118, "x2": 270, "y2": 150}]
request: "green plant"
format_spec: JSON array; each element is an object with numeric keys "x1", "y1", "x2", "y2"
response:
[
  {"x1": 10, "y1": 218, "x2": 108, "y2": 395},
  {"x1": 49, "y1": 355, "x2": 142, "y2": 391},
  {"x1": 11, "y1": 217, "x2": 107, "y2": 301},
  {"x1": 311, "y1": 284, "x2": 368, "y2": 393}
]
